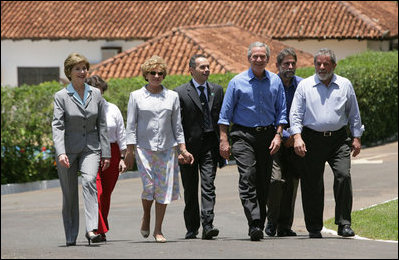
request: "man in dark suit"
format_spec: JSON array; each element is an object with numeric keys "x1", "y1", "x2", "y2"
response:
[{"x1": 175, "y1": 54, "x2": 225, "y2": 240}]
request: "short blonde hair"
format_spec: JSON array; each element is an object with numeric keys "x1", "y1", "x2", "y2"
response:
[
  {"x1": 64, "y1": 53, "x2": 90, "y2": 80},
  {"x1": 141, "y1": 55, "x2": 168, "y2": 81}
]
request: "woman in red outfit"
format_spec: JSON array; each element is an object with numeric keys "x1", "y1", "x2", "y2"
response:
[{"x1": 85, "y1": 75, "x2": 127, "y2": 241}]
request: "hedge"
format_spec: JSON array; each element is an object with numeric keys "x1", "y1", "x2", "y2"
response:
[{"x1": 1, "y1": 51, "x2": 397, "y2": 184}]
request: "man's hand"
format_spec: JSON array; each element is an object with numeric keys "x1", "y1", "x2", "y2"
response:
[
  {"x1": 269, "y1": 135, "x2": 281, "y2": 155},
  {"x1": 293, "y1": 134, "x2": 307, "y2": 157},
  {"x1": 219, "y1": 138, "x2": 231, "y2": 159},
  {"x1": 219, "y1": 124, "x2": 231, "y2": 160},
  {"x1": 352, "y1": 137, "x2": 361, "y2": 157}
]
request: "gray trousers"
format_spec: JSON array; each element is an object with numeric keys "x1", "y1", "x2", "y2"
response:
[
  {"x1": 267, "y1": 146, "x2": 300, "y2": 231},
  {"x1": 57, "y1": 147, "x2": 100, "y2": 243}
]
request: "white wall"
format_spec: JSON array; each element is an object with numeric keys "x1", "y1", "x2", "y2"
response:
[
  {"x1": 280, "y1": 39, "x2": 369, "y2": 61},
  {"x1": 1, "y1": 38, "x2": 394, "y2": 87},
  {"x1": 1, "y1": 39, "x2": 144, "y2": 87}
]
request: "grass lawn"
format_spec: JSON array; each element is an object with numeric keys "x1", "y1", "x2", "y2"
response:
[{"x1": 324, "y1": 199, "x2": 398, "y2": 241}]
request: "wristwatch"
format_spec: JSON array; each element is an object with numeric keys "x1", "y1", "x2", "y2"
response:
[{"x1": 276, "y1": 132, "x2": 283, "y2": 138}]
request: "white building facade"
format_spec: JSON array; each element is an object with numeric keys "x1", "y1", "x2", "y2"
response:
[{"x1": 1, "y1": 39, "x2": 143, "y2": 87}]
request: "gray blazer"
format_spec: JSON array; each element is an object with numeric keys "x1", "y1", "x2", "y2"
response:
[{"x1": 52, "y1": 84, "x2": 111, "y2": 158}]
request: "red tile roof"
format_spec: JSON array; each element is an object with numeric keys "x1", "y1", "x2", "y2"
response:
[
  {"x1": 89, "y1": 24, "x2": 315, "y2": 80},
  {"x1": 1, "y1": 1, "x2": 397, "y2": 40}
]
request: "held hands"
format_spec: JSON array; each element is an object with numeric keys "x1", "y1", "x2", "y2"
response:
[
  {"x1": 119, "y1": 159, "x2": 127, "y2": 173},
  {"x1": 178, "y1": 150, "x2": 194, "y2": 165},
  {"x1": 101, "y1": 158, "x2": 110, "y2": 171},
  {"x1": 58, "y1": 154, "x2": 70, "y2": 168},
  {"x1": 219, "y1": 139, "x2": 231, "y2": 160}
]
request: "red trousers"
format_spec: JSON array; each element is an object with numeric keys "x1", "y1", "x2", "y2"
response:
[{"x1": 96, "y1": 143, "x2": 120, "y2": 234}]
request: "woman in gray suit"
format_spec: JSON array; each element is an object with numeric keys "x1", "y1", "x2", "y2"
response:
[{"x1": 52, "y1": 53, "x2": 111, "y2": 246}]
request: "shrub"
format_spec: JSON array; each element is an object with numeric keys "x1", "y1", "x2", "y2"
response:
[{"x1": 1, "y1": 81, "x2": 62, "y2": 184}]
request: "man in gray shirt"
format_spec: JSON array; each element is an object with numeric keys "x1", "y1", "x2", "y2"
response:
[{"x1": 290, "y1": 48, "x2": 364, "y2": 238}]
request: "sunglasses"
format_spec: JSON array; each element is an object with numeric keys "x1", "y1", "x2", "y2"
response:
[{"x1": 149, "y1": 71, "x2": 164, "y2": 76}]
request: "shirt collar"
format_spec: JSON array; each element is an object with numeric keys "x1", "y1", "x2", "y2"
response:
[
  {"x1": 66, "y1": 83, "x2": 92, "y2": 94},
  {"x1": 249, "y1": 67, "x2": 269, "y2": 80},
  {"x1": 143, "y1": 85, "x2": 167, "y2": 98},
  {"x1": 314, "y1": 73, "x2": 338, "y2": 87},
  {"x1": 192, "y1": 78, "x2": 207, "y2": 89}
]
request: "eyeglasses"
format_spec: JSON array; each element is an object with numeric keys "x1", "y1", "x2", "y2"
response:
[{"x1": 149, "y1": 71, "x2": 164, "y2": 76}]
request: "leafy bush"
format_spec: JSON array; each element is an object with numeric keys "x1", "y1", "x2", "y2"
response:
[
  {"x1": 335, "y1": 51, "x2": 398, "y2": 145},
  {"x1": 1, "y1": 52, "x2": 397, "y2": 184},
  {"x1": 1, "y1": 81, "x2": 62, "y2": 184}
]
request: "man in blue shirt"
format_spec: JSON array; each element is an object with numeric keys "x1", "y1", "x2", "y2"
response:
[
  {"x1": 218, "y1": 42, "x2": 287, "y2": 241},
  {"x1": 290, "y1": 48, "x2": 364, "y2": 238},
  {"x1": 266, "y1": 48, "x2": 303, "y2": 238}
]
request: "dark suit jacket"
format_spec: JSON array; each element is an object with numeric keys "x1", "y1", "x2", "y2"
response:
[{"x1": 175, "y1": 80, "x2": 225, "y2": 166}]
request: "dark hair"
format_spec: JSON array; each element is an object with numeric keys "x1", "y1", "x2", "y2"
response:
[
  {"x1": 85, "y1": 75, "x2": 108, "y2": 92},
  {"x1": 189, "y1": 54, "x2": 207, "y2": 69},
  {"x1": 276, "y1": 48, "x2": 297, "y2": 65}
]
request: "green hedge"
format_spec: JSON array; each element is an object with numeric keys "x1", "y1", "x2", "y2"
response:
[
  {"x1": 1, "y1": 82, "x2": 62, "y2": 184},
  {"x1": 1, "y1": 52, "x2": 397, "y2": 184}
]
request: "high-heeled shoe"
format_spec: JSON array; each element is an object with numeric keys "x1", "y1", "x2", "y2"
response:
[
  {"x1": 140, "y1": 229, "x2": 150, "y2": 238},
  {"x1": 85, "y1": 231, "x2": 101, "y2": 245},
  {"x1": 153, "y1": 234, "x2": 166, "y2": 243}
]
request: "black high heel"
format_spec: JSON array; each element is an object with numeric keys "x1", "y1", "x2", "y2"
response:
[{"x1": 85, "y1": 231, "x2": 101, "y2": 245}]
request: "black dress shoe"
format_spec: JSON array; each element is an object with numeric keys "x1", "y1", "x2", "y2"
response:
[
  {"x1": 66, "y1": 242, "x2": 76, "y2": 247},
  {"x1": 202, "y1": 226, "x2": 219, "y2": 240},
  {"x1": 277, "y1": 229, "x2": 297, "y2": 237},
  {"x1": 185, "y1": 230, "x2": 199, "y2": 239},
  {"x1": 248, "y1": 227, "x2": 264, "y2": 241},
  {"x1": 265, "y1": 221, "x2": 277, "y2": 237},
  {"x1": 338, "y1": 225, "x2": 355, "y2": 237},
  {"x1": 99, "y1": 233, "x2": 107, "y2": 242},
  {"x1": 309, "y1": 231, "x2": 322, "y2": 238}
]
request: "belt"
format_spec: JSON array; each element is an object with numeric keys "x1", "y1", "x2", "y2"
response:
[
  {"x1": 303, "y1": 127, "x2": 346, "y2": 137},
  {"x1": 234, "y1": 124, "x2": 274, "y2": 133}
]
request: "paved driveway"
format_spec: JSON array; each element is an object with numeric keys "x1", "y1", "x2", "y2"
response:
[{"x1": 1, "y1": 142, "x2": 397, "y2": 259}]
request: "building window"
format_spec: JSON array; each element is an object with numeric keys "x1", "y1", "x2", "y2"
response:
[
  {"x1": 17, "y1": 67, "x2": 59, "y2": 86},
  {"x1": 101, "y1": 47, "x2": 122, "y2": 61}
]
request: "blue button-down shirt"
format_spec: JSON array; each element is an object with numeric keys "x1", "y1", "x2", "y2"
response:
[
  {"x1": 279, "y1": 74, "x2": 303, "y2": 138},
  {"x1": 218, "y1": 68, "x2": 287, "y2": 127}
]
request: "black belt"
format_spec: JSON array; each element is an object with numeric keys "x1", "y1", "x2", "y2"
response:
[
  {"x1": 303, "y1": 126, "x2": 346, "y2": 137},
  {"x1": 233, "y1": 124, "x2": 274, "y2": 133}
]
